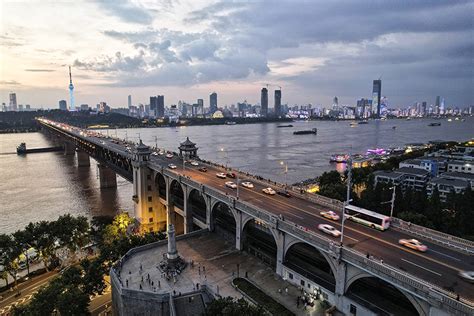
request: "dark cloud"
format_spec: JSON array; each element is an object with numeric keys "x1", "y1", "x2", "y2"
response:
[{"x1": 25, "y1": 69, "x2": 55, "y2": 72}]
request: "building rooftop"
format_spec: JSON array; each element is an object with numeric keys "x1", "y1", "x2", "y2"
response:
[
  {"x1": 429, "y1": 177, "x2": 470, "y2": 188},
  {"x1": 373, "y1": 170, "x2": 403, "y2": 179},
  {"x1": 400, "y1": 159, "x2": 423, "y2": 166},
  {"x1": 396, "y1": 167, "x2": 430, "y2": 176},
  {"x1": 441, "y1": 172, "x2": 474, "y2": 180},
  {"x1": 448, "y1": 160, "x2": 472, "y2": 166}
]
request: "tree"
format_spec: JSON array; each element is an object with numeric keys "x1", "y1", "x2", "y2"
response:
[
  {"x1": 13, "y1": 229, "x2": 35, "y2": 276},
  {"x1": 319, "y1": 171, "x2": 343, "y2": 187},
  {"x1": 203, "y1": 297, "x2": 263, "y2": 316},
  {"x1": 80, "y1": 258, "x2": 107, "y2": 296},
  {"x1": 54, "y1": 215, "x2": 90, "y2": 264},
  {"x1": 0, "y1": 233, "x2": 22, "y2": 287},
  {"x1": 56, "y1": 286, "x2": 91, "y2": 316}
]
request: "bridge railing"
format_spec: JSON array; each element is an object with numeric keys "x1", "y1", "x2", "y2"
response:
[
  {"x1": 390, "y1": 218, "x2": 474, "y2": 255},
  {"x1": 341, "y1": 247, "x2": 474, "y2": 315}
]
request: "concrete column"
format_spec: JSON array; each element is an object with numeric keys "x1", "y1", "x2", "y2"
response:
[
  {"x1": 183, "y1": 186, "x2": 193, "y2": 234},
  {"x1": 206, "y1": 196, "x2": 213, "y2": 231},
  {"x1": 274, "y1": 231, "x2": 285, "y2": 277},
  {"x1": 334, "y1": 261, "x2": 347, "y2": 311},
  {"x1": 77, "y1": 150, "x2": 90, "y2": 167},
  {"x1": 98, "y1": 163, "x2": 117, "y2": 189},
  {"x1": 235, "y1": 209, "x2": 243, "y2": 251},
  {"x1": 167, "y1": 203, "x2": 176, "y2": 227},
  {"x1": 64, "y1": 141, "x2": 75, "y2": 155}
]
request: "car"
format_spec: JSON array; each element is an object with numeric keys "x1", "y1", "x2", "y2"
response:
[
  {"x1": 277, "y1": 190, "x2": 292, "y2": 198},
  {"x1": 168, "y1": 164, "x2": 177, "y2": 169},
  {"x1": 241, "y1": 181, "x2": 254, "y2": 188},
  {"x1": 225, "y1": 181, "x2": 237, "y2": 189},
  {"x1": 458, "y1": 271, "x2": 474, "y2": 283},
  {"x1": 166, "y1": 153, "x2": 173, "y2": 159},
  {"x1": 152, "y1": 152, "x2": 158, "y2": 156},
  {"x1": 216, "y1": 172, "x2": 226, "y2": 179},
  {"x1": 190, "y1": 161, "x2": 199, "y2": 166},
  {"x1": 398, "y1": 239, "x2": 428, "y2": 252},
  {"x1": 226, "y1": 172, "x2": 236, "y2": 178},
  {"x1": 262, "y1": 187, "x2": 276, "y2": 195},
  {"x1": 318, "y1": 224, "x2": 341, "y2": 237},
  {"x1": 320, "y1": 210, "x2": 340, "y2": 221},
  {"x1": 198, "y1": 167, "x2": 208, "y2": 172},
  {"x1": 158, "y1": 151, "x2": 165, "y2": 155}
]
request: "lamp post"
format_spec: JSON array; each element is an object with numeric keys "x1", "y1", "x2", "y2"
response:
[
  {"x1": 280, "y1": 161, "x2": 288, "y2": 188},
  {"x1": 220, "y1": 147, "x2": 239, "y2": 199},
  {"x1": 340, "y1": 153, "x2": 352, "y2": 245}
]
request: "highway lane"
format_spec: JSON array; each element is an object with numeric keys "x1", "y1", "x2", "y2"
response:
[{"x1": 40, "y1": 121, "x2": 474, "y2": 301}]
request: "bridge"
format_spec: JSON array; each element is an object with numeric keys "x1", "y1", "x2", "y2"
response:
[{"x1": 38, "y1": 118, "x2": 473, "y2": 316}]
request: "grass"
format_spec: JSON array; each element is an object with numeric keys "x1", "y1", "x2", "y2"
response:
[{"x1": 233, "y1": 277, "x2": 294, "y2": 316}]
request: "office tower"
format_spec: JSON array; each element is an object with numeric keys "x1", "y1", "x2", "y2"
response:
[
  {"x1": 59, "y1": 100, "x2": 67, "y2": 111},
  {"x1": 435, "y1": 96, "x2": 441, "y2": 114},
  {"x1": 197, "y1": 98, "x2": 204, "y2": 115},
  {"x1": 332, "y1": 96, "x2": 339, "y2": 109},
  {"x1": 422, "y1": 102, "x2": 427, "y2": 116},
  {"x1": 372, "y1": 79, "x2": 382, "y2": 118},
  {"x1": 274, "y1": 89, "x2": 282, "y2": 117},
  {"x1": 18, "y1": 104, "x2": 24, "y2": 111},
  {"x1": 80, "y1": 104, "x2": 89, "y2": 111},
  {"x1": 261, "y1": 88, "x2": 268, "y2": 117},
  {"x1": 68, "y1": 66, "x2": 75, "y2": 111},
  {"x1": 128, "y1": 95, "x2": 132, "y2": 108},
  {"x1": 99, "y1": 102, "x2": 108, "y2": 113},
  {"x1": 150, "y1": 96, "x2": 158, "y2": 117},
  {"x1": 157, "y1": 95, "x2": 165, "y2": 117},
  {"x1": 210, "y1": 92, "x2": 217, "y2": 113},
  {"x1": 9, "y1": 92, "x2": 17, "y2": 111},
  {"x1": 25, "y1": 104, "x2": 30, "y2": 111}
]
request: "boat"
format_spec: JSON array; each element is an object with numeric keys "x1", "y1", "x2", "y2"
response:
[
  {"x1": 428, "y1": 122, "x2": 441, "y2": 126},
  {"x1": 293, "y1": 128, "x2": 317, "y2": 135},
  {"x1": 277, "y1": 124, "x2": 294, "y2": 128},
  {"x1": 406, "y1": 117, "x2": 411, "y2": 121},
  {"x1": 447, "y1": 118, "x2": 452, "y2": 122},
  {"x1": 358, "y1": 121, "x2": 369, "y2": 125},
  {"x1": 17, "y1": 142, "x2": 26, "y2": 154},
  {"x1": 225, "y1": 121, "x2": 236, "y2": 125},
  {"x1": 350, "y1": 122, "x2": 358, "y2": 127},
  {"x1": 392, "y1": 126, "x2": 397, "y2": 129},
  {"x1": 330, "y1": 154, "x2": 349, "y2": 163}
]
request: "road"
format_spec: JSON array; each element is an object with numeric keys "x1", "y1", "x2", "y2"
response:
[{"x1": 39, "y1": 119, "x2": 474, "y2": 302}]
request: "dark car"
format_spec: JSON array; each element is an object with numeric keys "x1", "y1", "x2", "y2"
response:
[
  {"x1": 226, "y1": 172, "x2": 236, "y2": 178},
  {"x1": 199, "y1": 167, "x2": 208, "y2": 172},
  {"x1": 277, "y1": 190, "x2": 292, "y2": 198}
]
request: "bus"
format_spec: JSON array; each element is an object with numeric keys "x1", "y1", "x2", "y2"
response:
[{"x1": 344, "y1": 204, "x2": 390, "y2": 231}]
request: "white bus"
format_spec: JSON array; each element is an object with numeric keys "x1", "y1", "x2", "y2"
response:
[{"x1": 344, "y1": 204, "x2": 391, "y2": 231}]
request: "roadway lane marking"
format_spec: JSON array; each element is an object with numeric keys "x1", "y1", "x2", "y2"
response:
[
  {"x1": 428, "y1": 249, "x2": 462, "y2": 262},
  {"x1": 401, "y1": 259, "x2": 442, "y2": 276}
]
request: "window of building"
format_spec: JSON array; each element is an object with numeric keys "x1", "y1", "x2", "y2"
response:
[
  {"x1": 288, "y1": 273, "x2": 293, "y2": 280},
  {"x1": 148, "y1": 207, "x2": 153, "y2": 212},
  {"x1": 148, "y1": 196, "x2": 152, "y2": 202},
  {"x1": 307, "y1": 283, "x2": 311, "y2": 289},
  {"x1": 147, "y1": 185, "x2": 152, "y2": 191},
  {"x1": 350, "y1": 304, "x2": 357, "y2": 315},
  {"x1": 300, "y1": 280, "x2": 305, "y2": 287},
  {"x1": 147, "y1": 174, "x2": 151, "y2": 180},
  {"x1": 149, "y1": 217, "x2": 153, "y2": 223}
]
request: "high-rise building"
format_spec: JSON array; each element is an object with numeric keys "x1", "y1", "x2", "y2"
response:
[
  {"x1": 9, "y1": 93, "x2": 17, "y2": 111},
  {"x1": 68, "y1": 66, "x2": 75, "y2": 111},
  {"x1": 157, "y1": 95, "x2": 165, "y2": 117},
  {"x1": 421, "y1": 102, "x2": 427, "y2": 116},
  {"x1": 80, "y1": 104, "x2": 89, "y2": 111},
  {"x1": 209, "y1": 92, "x2": 217, "y2": 113},
  {"x1": 128, "y1": 95, "x2": 132, "y2": 109},
  {"x1": 150, "y1": 96, "x2": 158, "y2": 117},
  {"x1": 332, "y1": 96, "x2": 339, "y2": 109},
  {"x1": 274, "y1": 89, "x2": 282, "y2": 117},
  {"x1": 197, "y1": 99, "x2": 204, "y2": 116},
  {"x1": 25, "y1": 104, "x2": 30, "y2": 111},
  {"x1": 261, "y1": 88, "x2": 268, "y2": 117},
  {"x1": 18, "y1": 104, "x2": 24, "y2": 111},
  {"x1": 59, "y1": 100, "x2": 67, "y2": 111},
  {"x1": 372, "y1": 79, "x2": 382, "y2": 118},
  {"x1": 435, "y1": 96, "x2": 441, "y2": 115}
]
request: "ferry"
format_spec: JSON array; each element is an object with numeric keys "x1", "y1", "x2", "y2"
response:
[
  {"x1": 350, "y1": 122, "x2": 358, "y2": 127},
  {"x1": 330, "y1": 154, "x2": 349, "y2": 163},
  {"x1": 293, "y1": 128, "x2": 317, "y2": 135},
  {"x1": 358, "y1": 120, "x2": 369, "y2": 125},
  {"x1": 225, "y1": 121, "x2": 236, "y2": 125},
  {"x1": 277, "y1": 124, "x2": 294, "y2": 128},
  {"x1": 428, "y1": 122, "x2": 441, "y2": 126}
]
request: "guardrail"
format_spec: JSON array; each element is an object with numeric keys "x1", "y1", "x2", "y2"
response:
[{"x1": 391, "y1": 218, "x2": 474, "y2": 255}]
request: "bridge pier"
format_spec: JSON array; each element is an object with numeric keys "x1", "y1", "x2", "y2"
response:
[
  {"x1": 98, "y1": 164, "x2": 117, "y2": 189},
  {"x1": 182, "y1": 186, "x2": 193, "y2": 234},
  {"x1": 77, "y1": 150, "x2": 90, "y2": 167},
  {"x1": 64, "y1": 141, "x2": 75, "y2": 155}
]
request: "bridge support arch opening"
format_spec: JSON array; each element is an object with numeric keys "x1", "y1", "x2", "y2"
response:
[
  {"x1": 211, "y1": 202, "x2": 236, "y2": 244},
  {"x1": 242, "y1": 219, "x2": 277, "y2": 268},
  {"x1": 155, "y1": 173, "x2": 167, "y2": 201},
  {"x1": 188, "y1": 189, "x2": 207, "y2": 225},
  {"x1": 345, "y1": 276, "x2": 423, "y2": 316},
  {"x1": 168, "y1": 180, "x2": 185, "y2": 235},
  {"x1": 283, "y1": 243, "x2": 336, "y2": 292}
]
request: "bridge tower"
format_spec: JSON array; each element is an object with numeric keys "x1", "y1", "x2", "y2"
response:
[{"x1": 132, "y1": 140, "x2": 153, "y2": 232}]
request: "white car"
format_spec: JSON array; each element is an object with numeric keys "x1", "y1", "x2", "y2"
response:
[
  {"x1": 168, "y1": 164, "x2": 177, "y2": 169},
  {"x1": 398, "y1": 239, "x2": 428, "y2": 252},
  {"x1": 225, "y1": 181, "x2": 237, "y2": 189},
  {"x1": 152, "y1": 152, "x2": 158, "y2": 156},
  {"x1": 216, "y1": 172, "x2": 226, "y2": 179},
  {"x1": 241, "y1": 181, "x2": 254, "y2": 189},
  {"x1": 190, "y1": 161, "x2": 199, "y2": 166},
  {"x1": 166, "y1": 153, "x2": 174, "y2": 159},
  {"x1": 459, "y1": 271, "x2": 474, "y2": 283},
  {"x1": 262, "y1": 187, "x2": 276, "y2": 195},
  {"x1": 318, "y1": 224, "x2": 341, "y2": 237},
  {"x1": 158, "y1": 151, "x2": 165, "y2": 155},
  {"x1": 320, "y1": 211, "x2": 340, "y2": 221}
]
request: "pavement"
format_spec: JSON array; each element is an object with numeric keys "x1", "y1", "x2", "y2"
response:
[{"x1": 119, "y1": 231, "x2": 333, "y2": 315}]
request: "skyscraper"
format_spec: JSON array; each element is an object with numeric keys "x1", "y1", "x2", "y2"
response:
[
  {"x1": 332, "y1": 96, "x2": 339, "y2": 109},
  {"x1": 435, "y1": 96, "x2": 441, "y2": 115},
  {"x1": 261, "y1": 88, "x2": 268, "y2": 117},
  {"x1": 372, "y1": 79, "x2": 382, "y2": 118},
  {"x1": 421, "y1": 101, "x2": 427, "y2": 116},
  {"x1": 209, "y1": 92, "x2": 217, "y2": 114},
  {"x1": 274, "y1": 89, "x2": 282, "y2": 117},
  {"x1": 150, "y1": 96, "x2": 158, "y2": 117},
  {"x1": 197, "y1": 99, "x2": 204, "y2": 115},
  {"x1": 59, "y1": 100, "x2": 67, "y2": 111},
  {"x1": 157, "y1": 95, "x2": 165, "y2": 117},
  {"x1": 9, "y1": 93, "x2": 17, "y2": 111},
  {"x1": 68, "y1": 66, "x2": 75, "y2": 111},
  {"x1": 128, "y1": 95, "x2": 132, "y2": 108}
]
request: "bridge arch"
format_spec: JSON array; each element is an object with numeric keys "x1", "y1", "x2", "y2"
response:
[
  {"x1": 154, "y1": 173, "x2": 167, "y2": 200},
  {"x1": 211, "y1": 201, "x2": 236, "y2": 243},
  {"x1": 169, "y1": 180, "x2": 184, "y2": 210},
  {"x1": 188, "y1": 189, "x2": 207, "y2": 224},
  {"x1": 283, "y1": 242, "x2": 336, "y2": 292},
  {"x1": 242, "y1": 219, "x2": 278, "y2": 267},
  {"x1": 345, "y1": 275, "x2": 427, "y2": 316}
]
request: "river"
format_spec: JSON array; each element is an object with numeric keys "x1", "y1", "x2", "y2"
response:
[{"x1": 1, "y1": 117, "x2": 472, "y2": 233}]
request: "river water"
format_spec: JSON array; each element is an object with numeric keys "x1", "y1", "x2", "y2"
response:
[{"x1": 1, "y1": 118, "x2": 472, "y2": 233}]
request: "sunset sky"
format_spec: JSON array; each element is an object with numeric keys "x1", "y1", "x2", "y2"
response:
[{"x1": 1, "y1": 0, "x2": 472, "y2": 108}]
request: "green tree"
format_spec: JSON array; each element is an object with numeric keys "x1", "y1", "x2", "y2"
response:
[
  {"x1": 203, "y1": 297, "x2": 263, "y2": 316},
  {"x1": 13, "y1": 229, "x2": 35, "y2": 276},
  {"x1": 56, "y1": 286, "x2": 91, "y2": 316},
  {"x1": 80, "y1": 258, "x2": 107, "y2": 296},
  {"x1": 0, "y1": 233, "x2": 22, "y2": 287},
  {"x1": 319, "y1": 170, "x2": 343, "y2": 187}
]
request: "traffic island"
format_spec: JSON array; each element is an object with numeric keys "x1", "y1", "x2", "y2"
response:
[{"x1": 232, "y1": 277, "x2": 294, "y2": 316}]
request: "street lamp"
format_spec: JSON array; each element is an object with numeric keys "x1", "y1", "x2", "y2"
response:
[
  {"x1": 280, "y1": 161, "x2": 289, "y2": 188},
  {"x1": 381, "y1": 186, "x2": 397, "y2": 218},
  {"x1": 220, "y1": 148, "x2": 239, "y2": 199},
  {"x1": 340, "y1": 153, "x2": 352, "y2": 245}
]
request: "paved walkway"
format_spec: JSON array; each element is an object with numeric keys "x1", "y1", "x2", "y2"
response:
[{"x1": 119, "y1": 232, "x2": 333, "y2": 315}]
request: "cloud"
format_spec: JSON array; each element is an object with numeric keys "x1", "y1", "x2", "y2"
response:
[
  {"x1": 0, "y1": 80, "x2": 21, "y2": 86},
  {"x1": 95, "y1": 0, "x2": 154, "y2": 24},
  {"x1": 25, "y1": 69, "x2": 55, "y2": 72}
]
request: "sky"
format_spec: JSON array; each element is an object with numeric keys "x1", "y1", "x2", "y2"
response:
[{"x1": 0, "y1": 0, "x2": 473, "y2": 109}]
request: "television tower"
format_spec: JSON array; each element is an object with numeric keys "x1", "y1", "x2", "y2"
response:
[{"x1": 68, "y1": 66, "x2": 75, "y2": 111}]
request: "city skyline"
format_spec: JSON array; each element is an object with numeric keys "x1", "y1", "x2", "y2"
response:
[{"x1": 1, "y1": 1, "x2": 473, "y2": 108}]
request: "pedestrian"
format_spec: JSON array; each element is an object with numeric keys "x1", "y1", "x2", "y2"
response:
[
  {"x1": 141, "y1": 275, "x2": 144, "y2": 282},
  {"x1": 152, "y1": 281, "x2": 154, "y2": 286},
  {"x1": 129, "y1": 270, "x2": 131, "y2": 275},
  {"x1": 139, "y1": 284, "x2": 142, "y2": 290},
  {"x1": 126, "y1": 279, "x2": 128, "y2": 287},
  {"x1": 366, "y1": 252, "x2": 370, "y2": 259},
  {"x1": 203, "y1": 266, "x2": 205, "y2": 272},
  {"x1": 285, "y1": 287, "x2": 288, "y2": 295},
  {"x1": 158, "y1": 280, "x2": 161, "y2": 288},
  {"x1": 381, "y1": 259, "x2": 384, "y2": 264}
]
